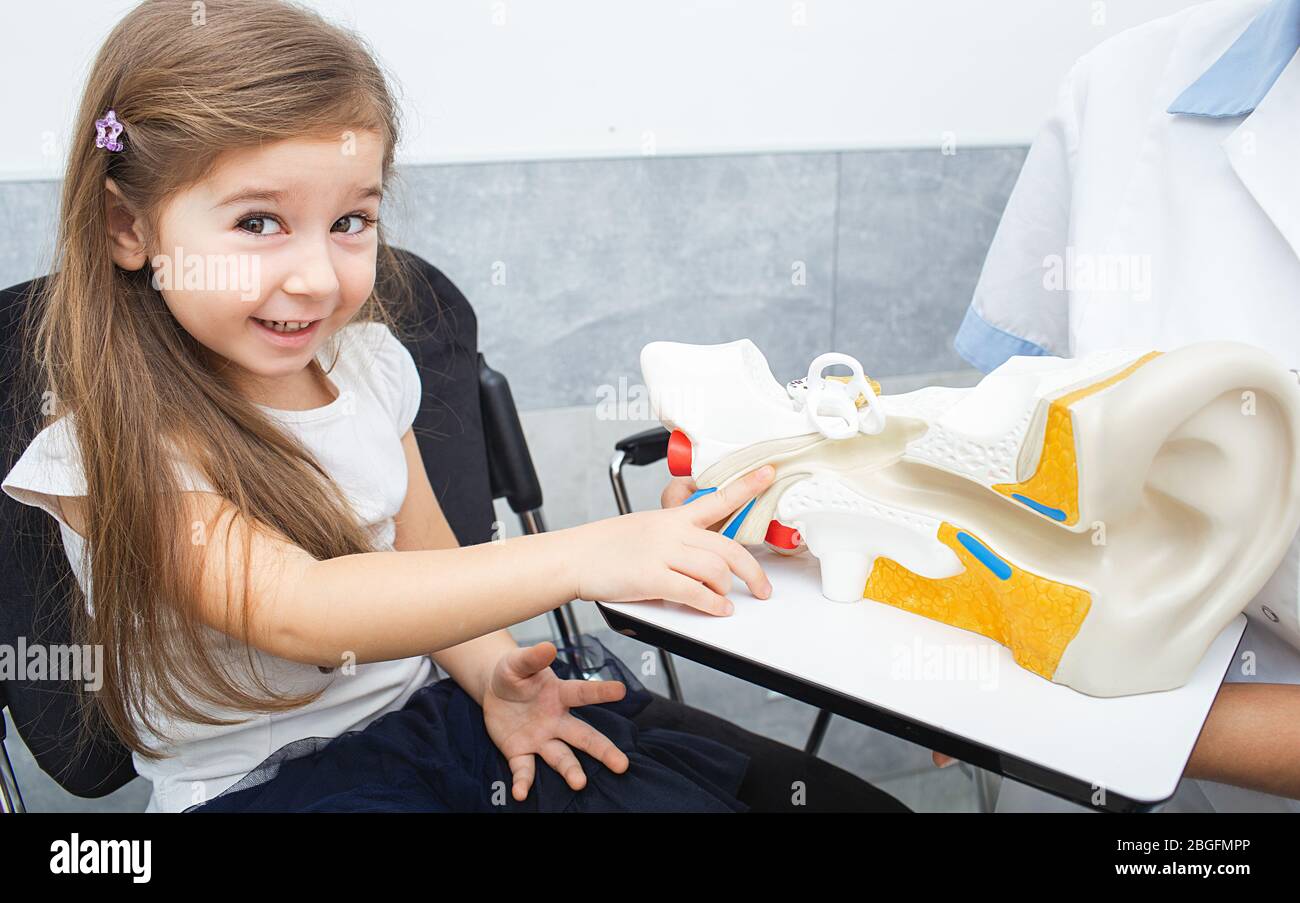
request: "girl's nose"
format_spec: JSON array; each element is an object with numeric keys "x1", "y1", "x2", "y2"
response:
[{"x1": 282, "y1": 242, "x2": 341, "y2": 299}]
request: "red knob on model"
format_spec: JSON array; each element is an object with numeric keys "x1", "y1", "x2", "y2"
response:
[
  {"x1": 764, "y1": 520, "x2": 802, "y2": 549},
  {"x1": 667, "y1": 429, "x2": 693, "y2": 477}
]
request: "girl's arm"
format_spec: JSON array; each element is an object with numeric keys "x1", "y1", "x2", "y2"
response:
[
  {"x1": 391, "y1": 427, "x2": 517, "y2": 704},
  {"x1": 57, "y1": 448, "x2": 773, "y2": 671}
]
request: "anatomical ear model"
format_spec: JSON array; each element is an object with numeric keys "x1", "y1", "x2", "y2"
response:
[{"x1": 641, "y1": 339, "x2": 1300, "y2": 696}]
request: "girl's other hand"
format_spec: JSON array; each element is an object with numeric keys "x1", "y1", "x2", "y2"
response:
[
  {"x1": 483, "y1": 642, "x2": 629, "y2": 801},
  {"x1": 571, "y1": 465, "x2": 775, "y2": 615},
  {"x1": 660, "y1": 475, "x2": 698, "y2": 509}
]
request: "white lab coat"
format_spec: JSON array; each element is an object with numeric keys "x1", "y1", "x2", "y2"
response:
[{"x1": 955, "y1": 0, "x2": 1300, "y2": 812}]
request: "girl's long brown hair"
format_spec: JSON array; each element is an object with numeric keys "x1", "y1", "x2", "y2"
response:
[{"x1": 10, "y1": 0, "x2": 423, "y2": 758}]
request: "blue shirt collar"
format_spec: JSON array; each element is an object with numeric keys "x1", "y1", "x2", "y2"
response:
[{"x1": 1167, "y1": 0, "x2": 1300, "y2": 117}]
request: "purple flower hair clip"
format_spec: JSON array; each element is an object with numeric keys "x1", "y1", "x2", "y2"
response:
[{"x1": 95, "y1": 109, "x2": 124, "y2": 152}]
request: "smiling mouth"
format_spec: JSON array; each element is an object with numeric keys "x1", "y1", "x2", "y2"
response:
[{"x1": 251, "y1": 317, "x2": 320, "y2": 334}]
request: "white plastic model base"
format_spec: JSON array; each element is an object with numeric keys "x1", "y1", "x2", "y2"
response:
[{"x1": 640, "y1": 338, "x2": 1300, "y2": 696}]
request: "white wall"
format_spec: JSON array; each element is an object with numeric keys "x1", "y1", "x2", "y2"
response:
[{"x1": 5, "y1": 0, "x2": 1202, "y2": 180}]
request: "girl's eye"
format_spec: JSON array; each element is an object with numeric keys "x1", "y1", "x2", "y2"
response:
[
  {"x1": 333, "y1": 214, "x2": 377, "y2": 235},
  {"x1": 237, "y1": 215, "x2": 282, "y2": 235}
]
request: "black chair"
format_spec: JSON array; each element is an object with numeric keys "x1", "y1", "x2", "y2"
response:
[
  {"x1": 609, "y1": 429, "x2": 834, "y2": 754},
  {"x1": 0, "y1": 248, "x2": 575, "y2": 811},
  {"x1": 478, "y1": 353, "x2": 582, "y2": 648}
]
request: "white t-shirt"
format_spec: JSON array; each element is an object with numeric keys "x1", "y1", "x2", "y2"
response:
[{"x1": 2, "y1": 320, "x2": 436, "y2": 812}]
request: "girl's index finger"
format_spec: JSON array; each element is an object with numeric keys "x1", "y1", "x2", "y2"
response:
[{"x1": 684, "y1": 465, "x2": 775, "y2": 528}]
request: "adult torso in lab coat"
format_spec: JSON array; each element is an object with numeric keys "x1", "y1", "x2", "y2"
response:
[
  {"x1": 965, "y1": 0, "x2": 1300, "y2": 813},
  {"x1": 1068, "y1": 6, "x2": 1300, "y2": 361}
]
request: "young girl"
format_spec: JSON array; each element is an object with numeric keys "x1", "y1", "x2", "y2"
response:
[{"x1": 2, "y1": 0, "x2": 906, "y2": 813}]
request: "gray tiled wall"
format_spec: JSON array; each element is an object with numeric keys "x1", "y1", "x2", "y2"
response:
[
  {"x1": 387, "y1": 153, "x2": 839, "y2": 411},
  {"x1": 377, "y1": 147, "x2": 1026, "y2": 412},
  {"x1": 833, "y1": 148, "x2": 1027, "y2": 374}
]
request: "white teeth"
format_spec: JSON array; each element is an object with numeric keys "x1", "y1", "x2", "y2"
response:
[{"x1": 256, "y1": 319, "x2": 313, "y2": 333}]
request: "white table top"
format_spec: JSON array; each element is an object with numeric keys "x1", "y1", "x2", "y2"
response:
[{"x1": 602, "y1": 546, "x2": 1243, "y2": 807}]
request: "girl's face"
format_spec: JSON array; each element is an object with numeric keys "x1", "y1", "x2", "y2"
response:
[{"x1": 149, "y1": 130, "x2": 386, "y2": 400}]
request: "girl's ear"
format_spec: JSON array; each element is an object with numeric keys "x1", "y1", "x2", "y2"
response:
[{"x1": 104, "y1": 177, "x2": 150, "y2": 271}]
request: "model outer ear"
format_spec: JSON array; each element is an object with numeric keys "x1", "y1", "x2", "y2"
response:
[{"x1": 1053, "y1": 341, "x2": 1300, "y2": 695}]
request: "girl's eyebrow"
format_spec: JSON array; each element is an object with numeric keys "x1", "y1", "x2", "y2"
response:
[
  {"x1": 212, "y1": 187, "x2": 287, "y2": 209},
  {"x1": 211, "y1": 185, "x2": 382, "y2": 210}
]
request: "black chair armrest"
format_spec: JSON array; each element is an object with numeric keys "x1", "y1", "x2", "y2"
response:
[
  {"x1": 614, "y1": 427, "x2": 670, "y2": 467},
  {"x1": 478, "y1": 354, "x2": 543, "y2": 514}
]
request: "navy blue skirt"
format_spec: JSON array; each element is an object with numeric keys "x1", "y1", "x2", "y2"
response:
[{"x1": 187, "y1": 638, "x2": 751, "y2": 813}]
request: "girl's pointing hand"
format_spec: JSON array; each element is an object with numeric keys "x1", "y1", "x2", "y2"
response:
[{"x1": 569, "y1": 464, "x2": 775, "y2": 615}]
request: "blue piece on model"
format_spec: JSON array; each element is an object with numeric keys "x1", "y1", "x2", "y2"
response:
[
  {"x1": 1167, "y1": 0, "x2": 1300, "y2": 117},
  {"x1": 1011, "y1": 493, "x2": 1068, "y2": 521},
  {"x1": 722, "y1": 497, "x2": 756, "y2": 539},
  {"x1": 956, "y1": 531, "x2": 1013, "y2": 581},
  {"x1": 682, "y1": 485, "x2": 753, "y2": 540}
]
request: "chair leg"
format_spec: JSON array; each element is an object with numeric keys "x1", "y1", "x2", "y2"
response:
[
  {"x1": 549, "y1": 608, "x2": 576, "y2": 651},
  {"x1": 609, "y1": 454, "x2": 686, "y2": 703},
  {"x1": 804, "y1": 708, "x2": 833, "y2": 756},
  {"x1": 975, "y1": 767, "x2": 997, "y2": 813},
  {"x1": 608, "y1": 451, "x2": 634, "y2": 516},
  {"x1": 659, "y1": 649, "x2": 684, "y2": 703},
  {"x1": 961, "y1": 763, "x2": 1001, "y2": 813},
  {"x1": 0, "y1": 738, "x2": 26, "y2": 813}
]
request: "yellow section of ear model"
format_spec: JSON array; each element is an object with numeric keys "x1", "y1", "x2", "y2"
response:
[
  {"x1": 991, "y1": 352, "x2": 1162, "y2": 527},
  {"x1": 864, "y1": 522, "x2": 1092, "y2": 680}
]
